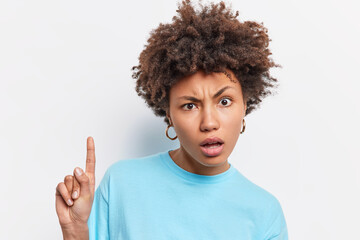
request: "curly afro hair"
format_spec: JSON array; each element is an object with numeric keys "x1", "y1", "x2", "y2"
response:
[{"x1": 132, "y1": 0, "x2": 281, "y2": 125}]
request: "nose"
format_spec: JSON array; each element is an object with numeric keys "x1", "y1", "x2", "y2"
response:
[{"x1": 200, "y1": 105, "x2": 220, "y2": 132}]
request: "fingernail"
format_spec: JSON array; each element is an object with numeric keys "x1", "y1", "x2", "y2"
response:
[
  {"x1": 72, "y1": 191, "x2": 78, "y2": 199},
  {"x1": 75, "y1": 167, "x2": 82, "y2": 176},
  {"x1": 67, "y1": 199, "x2": 73, "y2": 206}
]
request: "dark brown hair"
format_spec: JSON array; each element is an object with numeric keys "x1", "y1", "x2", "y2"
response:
[{"x1": 132, "y1": 0, "x2": 281, "y2": 125}]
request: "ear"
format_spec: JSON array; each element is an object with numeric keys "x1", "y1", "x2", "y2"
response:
[{"x1": 166, "y1": 109, "x2": 171, "y2": 123}]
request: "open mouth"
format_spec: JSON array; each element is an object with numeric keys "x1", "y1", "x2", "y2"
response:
[
  {"x1": 202, "y1": 142, "x2": 223, "y2": 148},
  {"x1": 200, "y1": 142, "x2": 224, "y2": 157}
]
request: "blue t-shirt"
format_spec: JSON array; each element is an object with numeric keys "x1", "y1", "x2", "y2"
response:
[{"x1": 87, "y1": 150, "x2": 288, "y2": 240}]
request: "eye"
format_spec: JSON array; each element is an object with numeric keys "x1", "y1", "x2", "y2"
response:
[
  {"x1": 182, "y1": 103, "x2": 196, "y2": 111},
  {"x1": 219, "y1": 97, "x2": 232, "y2": 107},
  {"x1": 182, "y1": 98, "x2": 233, "y2": 111}
]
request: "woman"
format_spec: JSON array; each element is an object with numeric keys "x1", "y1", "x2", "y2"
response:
[{"x1": 55, "y1": 0, "x2": 288, "y2": 239}]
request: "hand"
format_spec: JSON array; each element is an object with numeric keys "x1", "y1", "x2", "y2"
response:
[{"x1": 55, "y1": 136, "x2": 96, "y2": 230}]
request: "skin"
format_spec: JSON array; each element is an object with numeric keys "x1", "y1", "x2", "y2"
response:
[
  {"x1": 166, "y1": 69, "x2": 247, "y2": 176},
  {"x1": 55, "y1": 137, "x2": 96, "y2": 240}
]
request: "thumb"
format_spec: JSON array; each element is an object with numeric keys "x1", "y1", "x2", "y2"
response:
[{"x1": 73, "y1": 167, "x2": 91, "y2": 197}]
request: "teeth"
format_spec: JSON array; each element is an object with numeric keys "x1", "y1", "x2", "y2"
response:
[{"x1": 204, "y1": 143, "x2": 221, "y2": 148}]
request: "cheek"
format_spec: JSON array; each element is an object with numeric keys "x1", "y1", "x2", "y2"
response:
[
  {"x1": 173, "y1": 118, "x2": 197, "y2": 141},
  {"x1": 221, "y1": 108, "x2": 243, "y2": 124},
  {"x1": 221, "y1": 113, "x2": 244, "y2": 140}
]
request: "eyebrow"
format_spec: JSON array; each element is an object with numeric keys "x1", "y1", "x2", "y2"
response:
[{"x1": 177, "y1": 86, "x2": 234, "y2": 102}]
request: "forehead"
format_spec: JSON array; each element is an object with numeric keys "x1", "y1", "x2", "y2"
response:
[{"x1": 169, "y1": 70, "x2": 241, "y2": 96}]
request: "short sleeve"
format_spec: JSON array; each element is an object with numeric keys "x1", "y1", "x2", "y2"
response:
[
  {"x1": 263, "y1": 199, "x2": 289, "y2": 240},
  {"x1": 87, "y1": 170, "x2": 111, "y2": 240}
]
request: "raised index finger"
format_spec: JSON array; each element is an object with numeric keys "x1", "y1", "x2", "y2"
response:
[{"x1": 85, "y1": 136, "x2": 96, "y2": 191}]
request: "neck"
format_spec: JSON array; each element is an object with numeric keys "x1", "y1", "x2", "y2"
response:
[{"x1": 169, "y1": 146, "x2": 230, "y2": 176}]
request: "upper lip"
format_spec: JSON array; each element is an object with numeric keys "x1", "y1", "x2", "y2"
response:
[{"x1": 200, "y1": 137, "x2": 224, "y2": 146}]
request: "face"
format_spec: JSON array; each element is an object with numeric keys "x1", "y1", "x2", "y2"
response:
[{"x1": 167, "y1": 69, "x2": 247, "y2": 175}]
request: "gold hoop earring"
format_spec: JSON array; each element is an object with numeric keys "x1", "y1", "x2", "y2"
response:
[
  {"x1": 240, "y1": 118, "x2": 246, "y2": 134},
  {"x1": 165, "y1": 122, "x2": 178, "y2": 140}
]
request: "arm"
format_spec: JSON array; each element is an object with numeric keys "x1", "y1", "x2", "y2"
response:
[{"x1": 263, "y1": 199, "x2": 289, "y2": 240}]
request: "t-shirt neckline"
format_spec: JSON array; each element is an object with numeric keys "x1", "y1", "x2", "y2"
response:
[{"x1": 160, "y1": 149, "x2": 236, "y2": 184}]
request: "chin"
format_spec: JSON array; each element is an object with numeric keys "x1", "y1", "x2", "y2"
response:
[{"x1": 199, "y1": 155, "x2": 227, "y2": 167}]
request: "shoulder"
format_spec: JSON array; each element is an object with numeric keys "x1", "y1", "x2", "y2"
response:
[
  {"x1": 239, "y1": 174, "x2": 287, "y2": 237},
  {"x1": 100, "y1": 151, "x2": 167, "y2": 184},
  {"x1": 232, "y1": 172, "x2": 287, "y2": 237},
  {"x1": 233, "y1": 171, "x2": 284, "y2": 214},
  {"x1": 107, "y1": 151, "x2": 164, "y2": 174},
  {"x1": 96, "y1": 151, "x2": 166, "y2": 196}
]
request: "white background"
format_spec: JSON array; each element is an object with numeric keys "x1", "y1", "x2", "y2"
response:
[{"x1": 1, "y1": 0, "x2": 359, "y2": 239}]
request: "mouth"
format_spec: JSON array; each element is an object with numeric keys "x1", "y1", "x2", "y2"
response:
[
  {"x1": 200, "y1": 143, "x2": 224, "y2": 157},
  {"x1": 199, "y1": 137, "x2": 224, "y2": 157}
]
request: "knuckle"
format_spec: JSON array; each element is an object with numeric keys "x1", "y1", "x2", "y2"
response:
[
  {"x1": 56, "y1": 182, "x2": 63, "y2": 190},
  {"x1": 64, "y1": 175, "x2": 73, "y2": 182}
]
